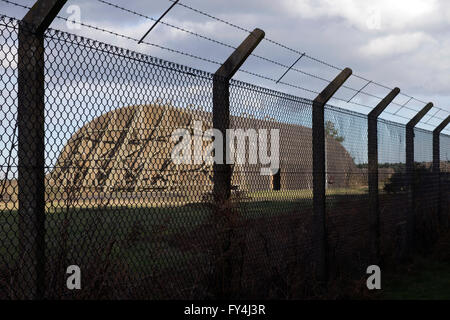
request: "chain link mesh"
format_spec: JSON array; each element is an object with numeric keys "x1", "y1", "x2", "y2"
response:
[{"x1": 0, "y1": 16, "x2": 449, "y2": 299}]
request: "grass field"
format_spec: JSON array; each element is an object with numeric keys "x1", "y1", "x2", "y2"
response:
[
  {"x1": 382, "y1": 258, "x2": 450, "y2": 299},
  {"x1": 0, "y1": 188, "x2": 367, "y2": 283},
  {"x1": 1, "y1": 187, "x2": 446, "y2": 299}
]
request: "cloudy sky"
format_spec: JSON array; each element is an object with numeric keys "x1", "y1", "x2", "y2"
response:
[{"x1": 2, "y1": 0, "x2": 450, "y2": 133}]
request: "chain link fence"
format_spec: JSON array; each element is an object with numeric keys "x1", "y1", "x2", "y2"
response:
[{"x1": 0, "y1": 16, "x2": 449, "y2": 299}]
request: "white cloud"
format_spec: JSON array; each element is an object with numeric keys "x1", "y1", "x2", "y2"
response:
[
  {"x1": 1, "y1": 0, "x2": 449, "y2": 124},
  {"x1": 284, "y1": 0, "x2": 438, "y2": 31},
  {"x1": 359, "y1": 32, "x2": 435, "y2": 57}
]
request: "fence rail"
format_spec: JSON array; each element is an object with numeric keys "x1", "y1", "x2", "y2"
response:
[{"x1": 0, "y1": 13, "x2": 449, "y2": 299}]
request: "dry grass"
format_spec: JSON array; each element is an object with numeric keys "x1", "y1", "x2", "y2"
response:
[{"x1": 0, "y1": 187, "x2": 447, "y2": 299}]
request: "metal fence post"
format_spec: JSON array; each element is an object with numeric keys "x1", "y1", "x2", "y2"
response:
[
  {"x1": 368, "y1": 88, "x2": 400, "y2": 263},
  {"x1": 212, "y1": 28, "x2": 264, "y2": 298},
  {"x1": 212, "y1": 28, "x2": 265, "y2": 202},
  {"x1": 405, "y1": 103, "x2": 433, "y2": 252},
  {"x1": 17, "y1": 0, "x2": 67, "y2": 300},
  {"x1": 433, "y1": 116, "x2": 450, "y2": 228},
  {"x1": 312, "y1": 68, "x2": 352, "y2": 282}
]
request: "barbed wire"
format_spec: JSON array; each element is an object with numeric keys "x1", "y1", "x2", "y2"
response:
[
  {"x1": 1, "y1": 0, "x2": 443, "y2": 119},
  {"x1": 96, "y1": 0, "x2": 449, "y2": 122},
  {"x1": 96, "y1": 0, "x2": 417, "y2": 115},
  {"x1": 165, "y1": 0, "x2": 449, "y2": 121},
  {"x1": 0, "y1": 0, "x2": 226, "y2": 66},
  {"x1": 0, "y1": 0, "x2": 27, "y2": 10},
  {"x1": 424, "y1": 109, "x2": 442, "y2": 125},
  {"x1": 0, "y1": 0, "x2": 448, "y2": 130},
  {"x1": 44, "y1": 25, "x2": 419, "y2": 122},
  {"x1": 96, "y1": 0, "x2": 237, "y2": 50},
  {"x1": 96, "y1": 0, "x2": 448, "y2": 123},
  {"x1": 93, "y1": 2, "x2": 343, "y2": 87},
  {"x1": 0, "y1": 2, "x2": 324, "y2": 104},
  {"x1": 53, "y1": 16, "x2": 447, "y2": 127}
]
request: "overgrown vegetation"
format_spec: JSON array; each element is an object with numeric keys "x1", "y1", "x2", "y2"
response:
[
  {"x1": 0, "y1": 184, "x2": 448, "y2": 299},
  {"x1": 383, "y1": 163, "x2": 450, "y2": 194},
  {"x1": 381, "y1": 229, "x2": 450, "y2": 300},
  {"x1": 325, "y1": 121, "x2": 345, "y2": 143}
]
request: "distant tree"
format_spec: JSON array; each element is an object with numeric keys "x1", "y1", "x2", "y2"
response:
[
  {"x1": 325, "y1": 121, "x2": 345, "y2": 143},
  {"x1": 383, "y1": 163, "x2": 449, "y2": 194}
]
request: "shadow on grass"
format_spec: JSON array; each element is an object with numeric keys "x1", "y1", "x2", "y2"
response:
[{"x1": 0, "y1": 189, "x2": 448, "y2": 299}]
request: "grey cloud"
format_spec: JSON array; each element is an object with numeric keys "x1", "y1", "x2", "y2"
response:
[{"x1": 1, "y1": 0, "x2": 449, "y2": 131}]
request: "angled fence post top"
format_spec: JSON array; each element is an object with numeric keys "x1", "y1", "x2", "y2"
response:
[
  {"x1": 313, "y1": 68, "x2": 352, "y2": 106},
  {"x1": 17, "y1": 0, "x2": 68, "y2": 300},
  {"x1": 434, "y1": 116, "x2": 450, "y2": 134},
  {"x1": 369, "y1": 87, "x2": 400, "y2": 119},
  {"x1": 21, "y1": 0, "x2": 68, "y2": 35},
  {"x1": 214, "y1": 28, "x2": 265, "y2": 80},
  {"x1": 311, "y1": 66, "x2": 351, "y2": 283},
  {"x1": 407, "y1": 102, "x2": 433, "y2": 128},
  {"x1": 367, "y1": 88, "x2": 399, "y2": 265}
]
